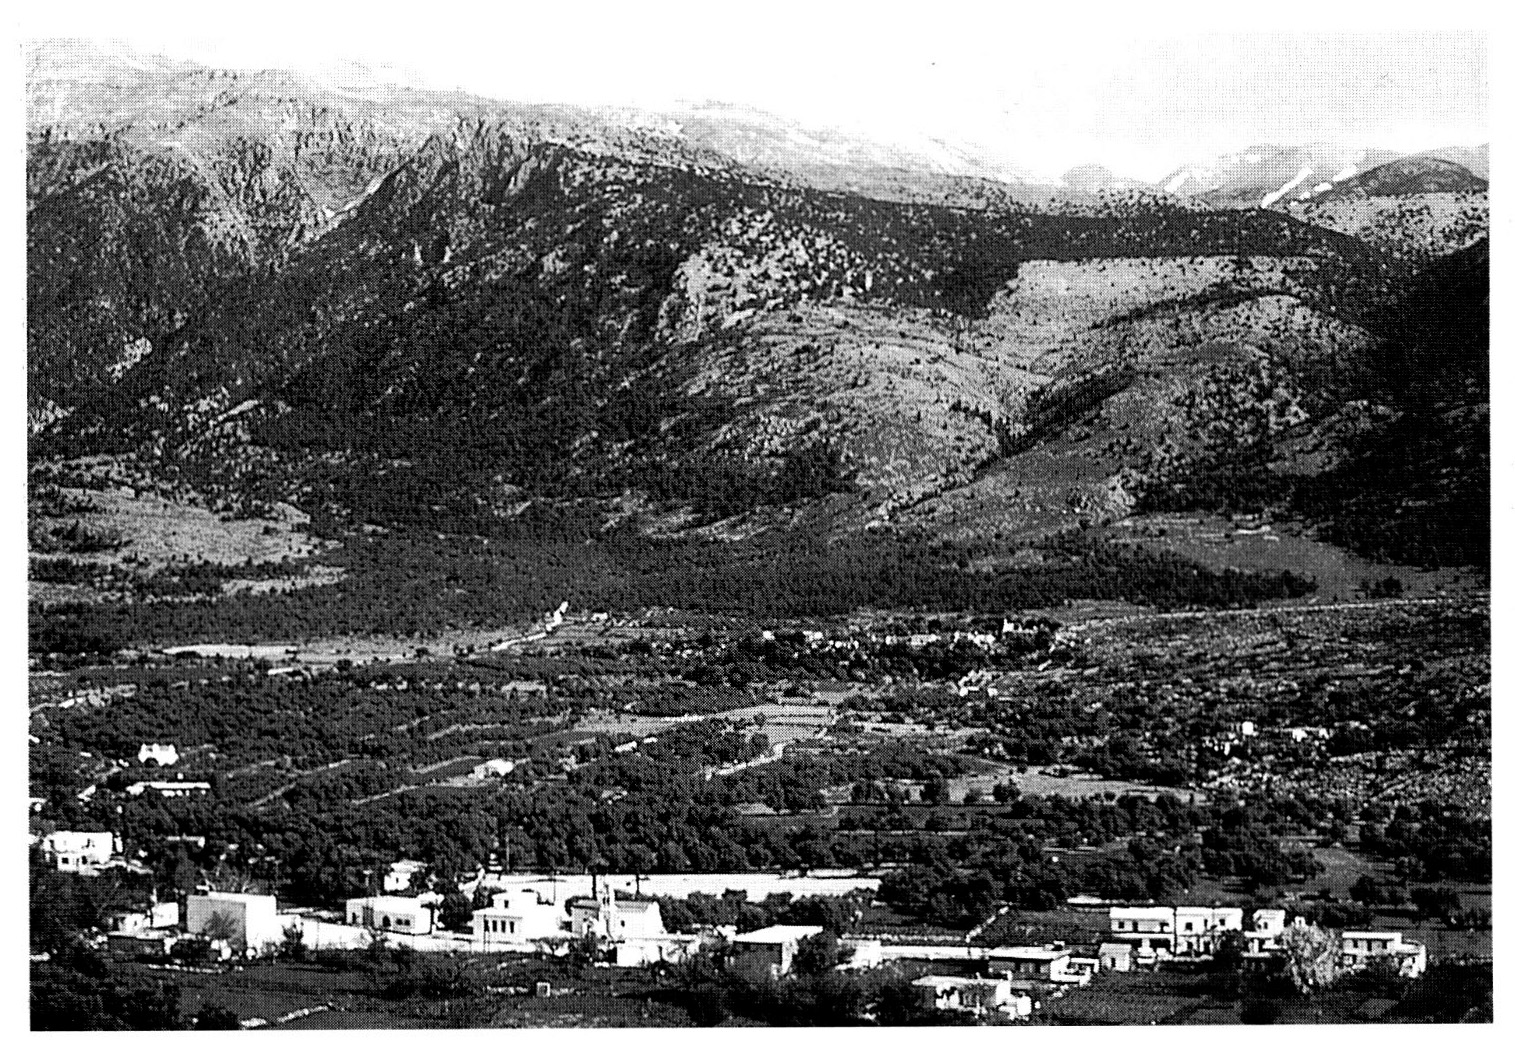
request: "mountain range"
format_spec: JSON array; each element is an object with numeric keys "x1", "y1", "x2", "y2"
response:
[{"x1": 26, "y1": 40, "x2": 1490, "y2": 628}]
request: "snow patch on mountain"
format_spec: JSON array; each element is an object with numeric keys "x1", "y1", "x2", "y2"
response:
[{"x1": 1261, "y1": 165, "x2": 1312, "y2": 207}]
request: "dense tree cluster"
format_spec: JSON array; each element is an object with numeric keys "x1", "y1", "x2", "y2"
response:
[
  {"x1": 30, "y1": 525, "x2": 1315, "y2": 661},
  {"x1": 1357, "y1": 802, "x2": 1491, "y2": 882}
]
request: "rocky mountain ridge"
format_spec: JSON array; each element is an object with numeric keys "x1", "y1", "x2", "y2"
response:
[{"x1": 26, "y1": 42, "x2": 1490, "y2": 582}]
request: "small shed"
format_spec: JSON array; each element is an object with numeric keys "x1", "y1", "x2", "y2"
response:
[{"x1": 1098, "y1": 941, "x2": 1134, "y2": 972}]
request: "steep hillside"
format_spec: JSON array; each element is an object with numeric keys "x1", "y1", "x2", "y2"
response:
[
  {"x1": 33, "y1": 114, "x2": 1378, "y2": 532},
  {"x1": 1311, "y1": 156, "x2": 1487, "y2": 199},
  {"x1": 27, "y1": 133, "x2": 267, "y2": 427},
  {"x1": 1288, "y1": 191, "x2": 1488, "y2": 258}
]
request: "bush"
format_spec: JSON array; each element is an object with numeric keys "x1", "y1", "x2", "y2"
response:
[{"x1": 194, "y1": 1005, "x2": 241, "y2": 1029}]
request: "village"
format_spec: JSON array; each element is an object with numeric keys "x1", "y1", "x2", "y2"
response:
[{"x1": 37, "y1": 823, "x2": 1443, "y2": 1026}]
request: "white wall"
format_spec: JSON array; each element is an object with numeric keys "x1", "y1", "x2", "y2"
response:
[{"x1": 186, "y1": 893, "x2": 285, "y2": 952}]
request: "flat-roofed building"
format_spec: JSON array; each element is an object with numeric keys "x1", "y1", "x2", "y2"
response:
[
  {"x1": 729, "y1": 924, "x2": 825, "y2": 979},
  {"x1": 1108, "y1": 906, "x2": 1176, "y2": 953},
  {"x1": 186, "y1": 891, "x2": 287, "y2": 953},
  {"x1": 41, "y1": 831, "x2": 118, "y2": 872},
  {"x1": 473, "y1": 887, "x2": 565, "y2": 946},
  {"x1": 1340, "y1": 930, "x2": 1427, "y2": 978},
  {"x1": 1098, "y1": 942, "x2": 1134, "y2": 971},
  {"x1": 987, "y1": 945, "x2": 1082, "y2": 983},
  {"x1": 1174, "y1": 906, "x2": 1243, "y2": 955},
  {"x1": 384, "y1": 859, "x2": 427, "y2": 894},
  {"x1": 1245, "y1": 909, "x2": 1293, "y2": 956},
  {"x1": 913, "y1": 976, "x2": 1031, "y2": 1018},
  {"x1": 611, "y1": 934, "x2": 703, "y2": 968},
  {"x1": 137, "y1": 743, "x2": 179, "y2": 766},
  {"x1": 345, "y1": 895, "x2": 437, "y2": 936}
]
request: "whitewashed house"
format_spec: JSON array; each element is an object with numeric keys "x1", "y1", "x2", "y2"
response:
[
  {"x1": 913, "y1": 976, "x2": 1031, "y2": 1018},
  {"x1": 472, "y1": 887, "x2": 565, "y2": 946},
  {"x1": 988, "y1": 945, "x2": 1085, "y2": 984},
  {"x1": 41, "y1": 830, "x2": 118, "y2": 872},
  {"x1": 137, "y1": 744, "x2": 180, "y2": 767},
  {"x1": 1340, "y1": 930, "x2": 1428, "y2": 978},
  {"x1": 384, "y1": 859, "x2": 428, "y2": 894},
  {"x1": 1174, "y1": 906, "x2": 1243, "y2": 955},
  {"x1": 1108, "y1": 906, "x2": 1176, "y2": 956},
  {"x1": 1245, "y1": 908, "x2": 1293, "y2": 955},
  {"x1": 345, "y1": 895, "x2": 438, "y2": 935}
]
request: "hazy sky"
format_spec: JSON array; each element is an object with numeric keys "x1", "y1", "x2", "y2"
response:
[{"x1": 19, "y1": 3, "x2": 1492, "y2": 181}]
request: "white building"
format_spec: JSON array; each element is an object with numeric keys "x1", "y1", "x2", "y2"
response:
[
  {"x1": 1245, "y1": 908, "x2": 1296, "y2": 955},
  {"x1": 471, "y1": 759, "x2": 516, "y2": 779},
  {"x1": 1252, "y1": 908, "x2": 1288, "y2": 936},
  {"x1": 384, "y1": 859, "x2": 428, "y2": 894},
  {"x1": 473, "y1": 887, "x2": 566, "y2": 946},
  {"x1": 610, "y1": 934, "x2": 703, "y2": 967},
  {"x1": 569, "y1": 882, "x2": 666, "y2": 940},
  {"x1": 987, "y1": 945, "x2": 1084, "y2": 984},
  {"x1": 345, "y1": 895, "x2": 437, "y2": 936},
  {"x1": 186, "y1": 892, "x2": 287, "y2": 953},
  {"x1": 1174, "y1": 906, "x2": 1243, "y2": 955},
  {"x1": 1340, "y1": 930, "x2": 1428, "y2": 978},
  {"x1": 1066, "y1": 956, "x2": 1100, "y2": 980},
  {"x1": 137, "y1": 744, "x2": 180, "y2": 767},
  {"x1": 1097, "y1": 942, "x2": 1134, "y2": 971},
  {"x1": 913, "y1": 976, "x2": 1031, "y2": 1018},
  {"x1": 126, "y1": 781, "x2": 211, "y2": 798},
  {"x1": 729, "y1": 925, "x2": 825, "y2": 979},
  {"x1": 41, "y1": 830, "x2": 118, "y2": 872},
  {"x1": 1108, "y1": 905, "x2": 1241, "y2": 958},
  {"x1": 1108, "y1": 906, "x2": 1176, "y2": 955},
  {"x1": 109, "y1": 901, "x2": 180, "y2": 934}
]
